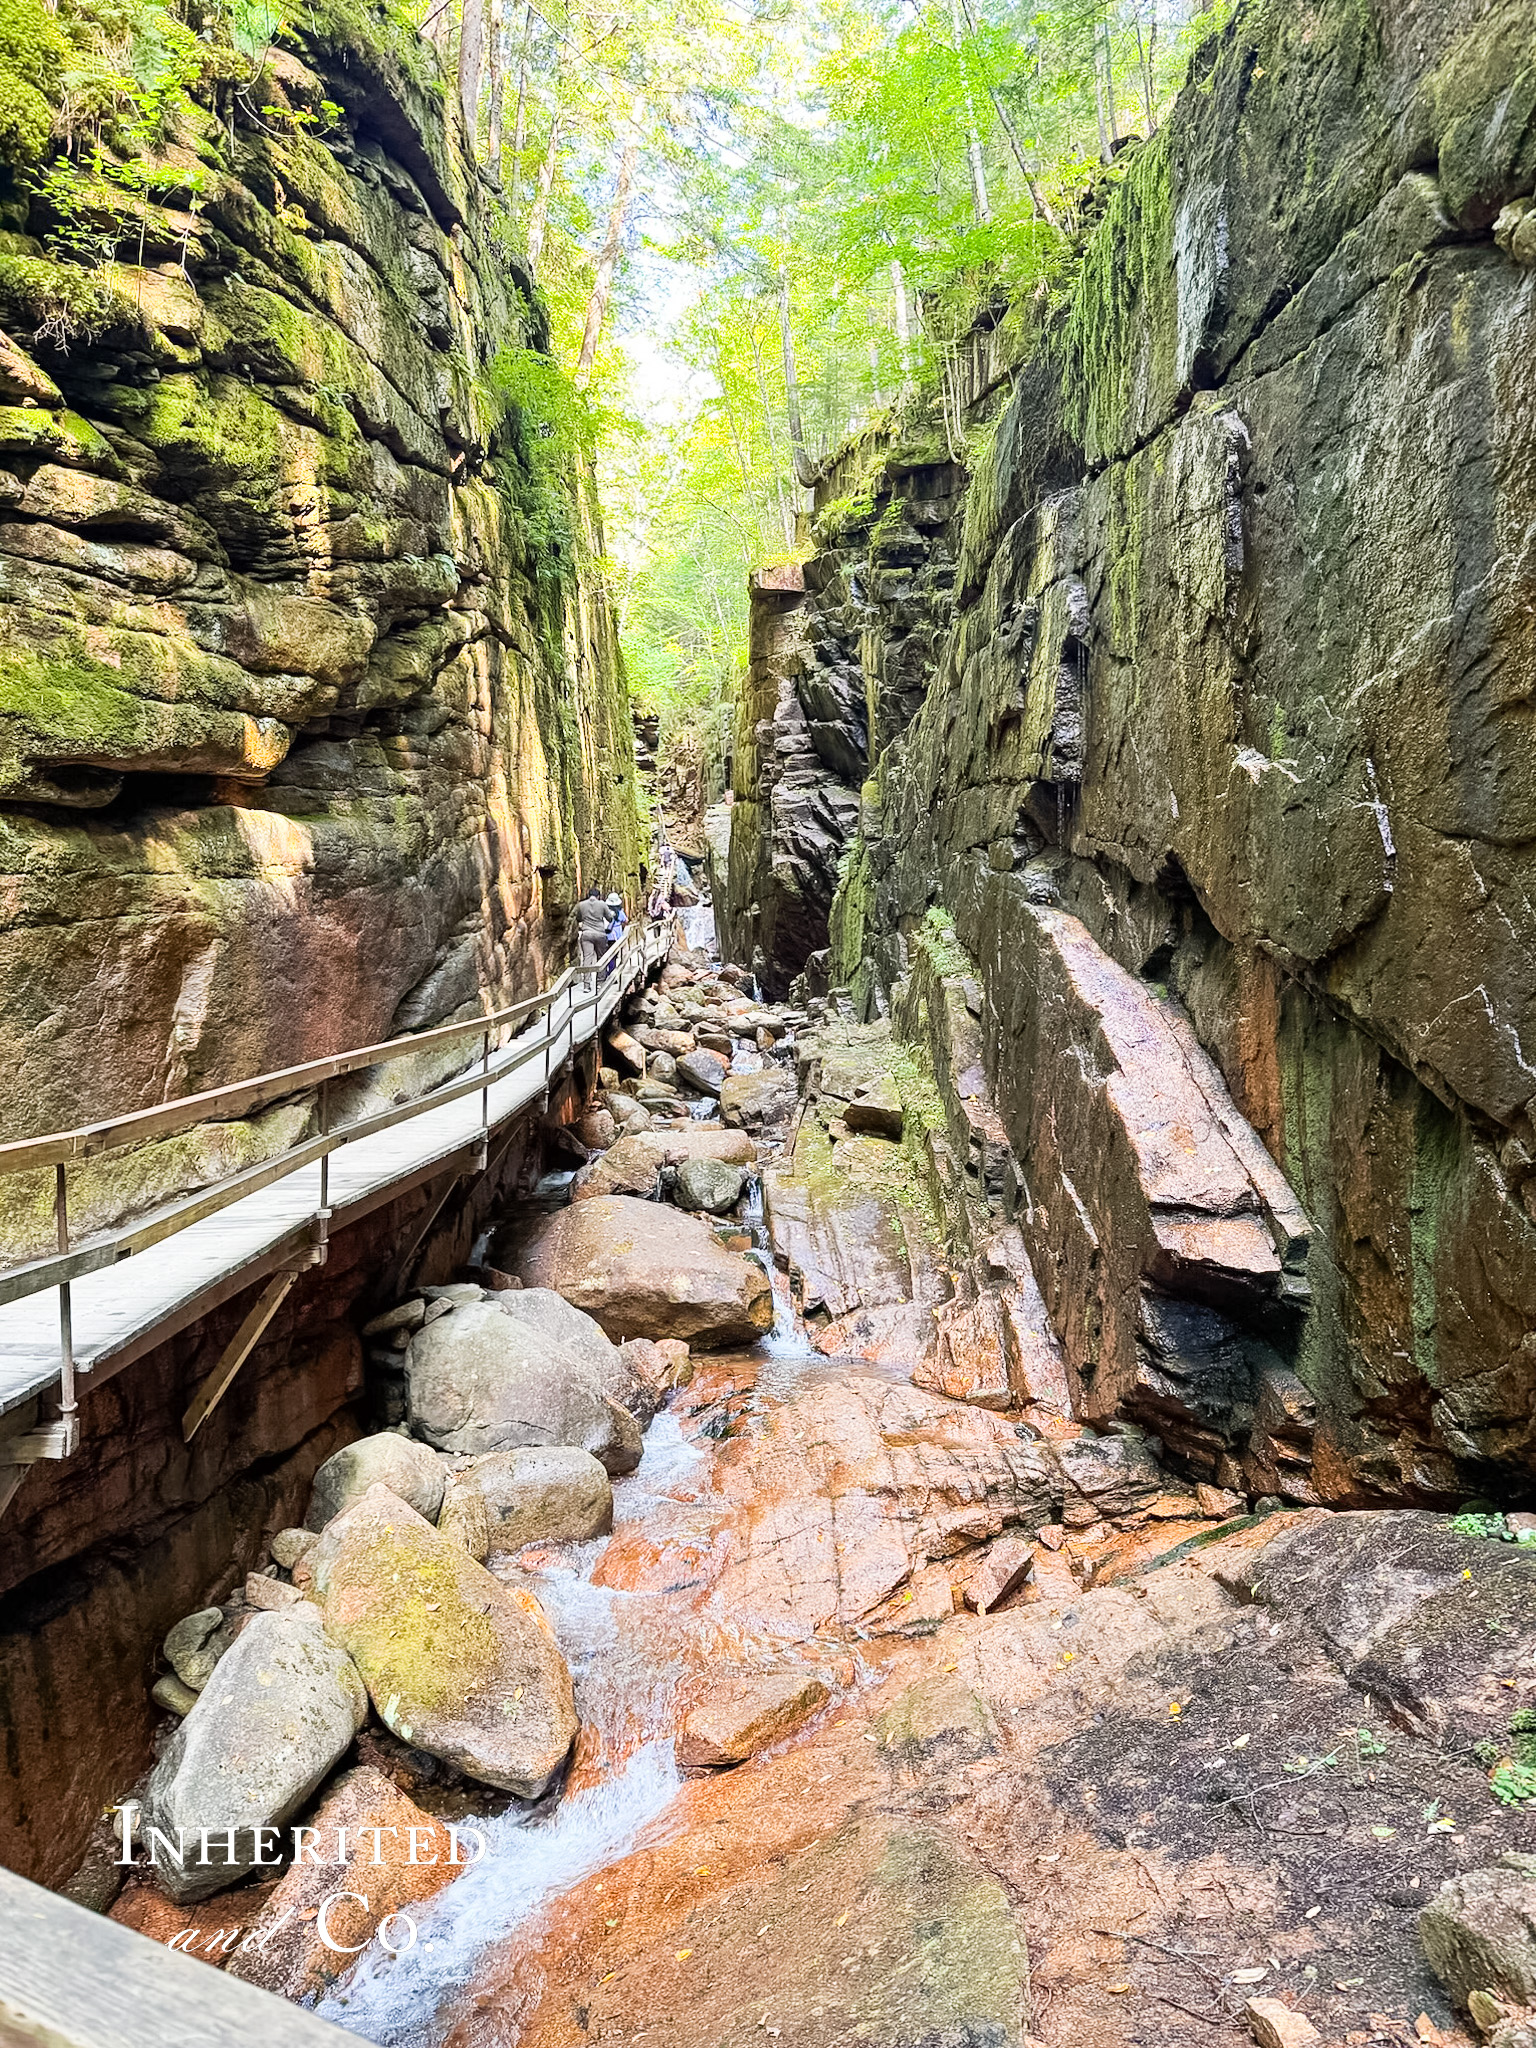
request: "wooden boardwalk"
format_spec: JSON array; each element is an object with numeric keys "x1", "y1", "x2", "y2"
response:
[{"x1": 0, "y1": 926, "x2": 667, "y2": 1429}]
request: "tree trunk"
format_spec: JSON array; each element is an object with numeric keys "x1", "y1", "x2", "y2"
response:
[
  {"x1": 486, "y1": 0, "x2": 506, "y2": 173},
  {"x1": 777, "y1": 266, "x2": 818, "y2": 490},
  {"x1": 509, "y1": 4, "x2": 532, "y2": 207},
  {"x1": 1102, "y1": 17, "x2": 1120, "y2": 147},
  {"x1": 526, "y1": 106, "x2": 562, "y2": 277},
  {"x1": 458, "y1": 0, "x2": 486, "y2": 143},
  {"x1": 954, "y1": 0, "x2": 1057, "y2": 226},
  {"x1": 947, "y1": 0, "x2": 990, "y2": 225},
  {"x1": 1134, "y1": 9, "x2": 1157, "y2": 135},
  {"x1": 575, "y1": 124, "x2": 638, "y2": 389},
  {"x1": 891, "y1": 257, "x2": 913, "y2": 385}
]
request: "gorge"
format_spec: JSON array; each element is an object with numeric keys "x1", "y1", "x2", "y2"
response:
[{"x1": 0, "y1": 1, "x2": 1534, "y2": 2046}]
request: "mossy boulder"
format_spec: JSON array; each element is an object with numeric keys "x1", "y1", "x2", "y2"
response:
[{"x1": 308, "y1": 1483, "x2": 577, "y2": 1797}]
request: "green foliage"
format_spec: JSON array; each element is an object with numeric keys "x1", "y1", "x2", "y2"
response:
[{"x1": 1449, "y1": 1511, "x2": 1532, "y2": 1542}]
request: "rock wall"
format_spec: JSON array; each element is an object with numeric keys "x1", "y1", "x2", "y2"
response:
[
  {"x1": 739, "y1": 0, "x2": 1536, "y2": 1503},
  {"x1": 0, "y1": 7, "x2": 642, "y2": 1881},
  {"x1": 0, "y1": 4, "x2": 641, "y2": 1180}
]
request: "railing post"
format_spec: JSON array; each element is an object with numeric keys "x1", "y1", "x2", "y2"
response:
[
  {"x1": 318, "y1": 1076, "x2": 330, "y2": 1213},
  {"x1": 54, "y1": 1165, "x2": 76, "y2": 1442}
]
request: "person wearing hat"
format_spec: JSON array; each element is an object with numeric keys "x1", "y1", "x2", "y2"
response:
[{"x1": 605, "y1": 892, "x2": 629, "y2": 946}]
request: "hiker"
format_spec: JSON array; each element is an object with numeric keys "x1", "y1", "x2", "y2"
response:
[{"x1": 574, "y1": 886, "x2": 611, "y2": 971}]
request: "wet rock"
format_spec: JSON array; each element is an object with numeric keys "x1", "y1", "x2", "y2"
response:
[
  {"x1": 405, "y1": 1292, "x2": 645, "y2": 1473},
  {"x1": 164, "y1": 1607, "x2": 233, "y2": 1693},
  {"x1": 604, "y1": 1090, "x2": 643, "y2": 1124},
  {"x1": 270, "y1": 1528, "x2": 318, "y2": 1572},
  {"x1": 844, "y1": 1077, "x2": 904, "y2": 1138},
  {"x1": 1055, "y1": 1431, "x2": 1164, "y2": 1525},
  {"x1": 720, "y1": 1068, "x2": 798, "y2": 1132},
  {"x1": 960, "y1": 1533, "x2": 1035, "y2": 1613},
  {"x1": 1196, "y1": 1483, "x2": 1245, "y2": 1518},
  {"x1": 1245, "y1": 1997, "x2": 1321, "y2": 2048},
  {"x1": 619, "y1": 1108, "x2": 655, "y2": 1135},
  {"x1": 144, "y1": 1604, "x2": 368, "y2": 1901},
  {"x1": 679, "y1": 1669, "x2": 830, "y2": 1768},
  {"x1": 648, "y1": 1050, "x2": 679, "y2": 1085},
  {"x1": 1420, "y1": 1861, "x2": 1536, "y2": 2014},
  {"x1": 873, "y1": 1674, "x2": 1001, "y2": 1771},
  {"x1": 306, "y1": 1432, "x2": 446, "y2": 1532},
  {"x1": 507, "y1": 1194, "x2": 774, "y2": 1348},
  {"x1": 228, "y1": 1766, "x2": 459, "y2": 2001},
  {"x1": 459, "y1": 1445, "x2": 614, "y2": 1549},
  {"x1": 619, "y1": 1337, "x2": 693, "y2": 1397},
  {"x1": 676, "y1": 1048, "x2": 728, "y2": 1097},
  {"x1": 308, "y1": 1484, "x2": 577, "y2": 1796},
  {"x1": 108, "y1": 1875, "x2": 282, "y2": 1966},
  {"x1": 572, "y1": 1128, "x2": 755, "y2": 1202},
  {"x1": 671, "y1": 1157, "x2": 749, "y2": 1214},
  {"x1": 598, "y1": 1374, "x2": 1059, "y2": 1637}
]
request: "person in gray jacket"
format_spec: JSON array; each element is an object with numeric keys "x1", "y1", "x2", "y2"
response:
[{"x1": 574, "y1": 886, "x2": 611, "y2": 970}]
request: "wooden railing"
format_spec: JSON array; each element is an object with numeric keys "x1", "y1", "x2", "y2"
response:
[{"x1": 0, "y1": 915, "x2": 672, "y2": 1479}]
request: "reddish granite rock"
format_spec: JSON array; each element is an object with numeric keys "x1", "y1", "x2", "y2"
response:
[
  {"x1": 678, "y1": 1669, "x2": 830, "y2": 1768},
  {"x1": 228, "y1": 1766, "x2": 459, "y2": 2001}
]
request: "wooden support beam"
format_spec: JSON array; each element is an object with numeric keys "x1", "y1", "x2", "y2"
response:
[
  {"x1": 0, "y1": 1418, "x2": 79, "y2": 1463},
  {"x1": 182, "y1": 1269, "x2": 298, "y2": 1444},
  {"x1": 0, "y1": 1467, "x2": 26, "y2": 1523}
]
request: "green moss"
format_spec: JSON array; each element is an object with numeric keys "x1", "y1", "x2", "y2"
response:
[
  {"x1": 0, "y1": 0, "x2": 67, "y2": 163},
  {"x1": 335, "y1": 1518, "x2": 503, "y2": 1724},
  {"x1": 135, "y1": 371, "x2": 284, "y2": 481}
]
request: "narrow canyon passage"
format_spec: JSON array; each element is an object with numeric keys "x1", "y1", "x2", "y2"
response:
[{"x1": 2, "y1": 0, "x2": 1535, "y2": 2042}]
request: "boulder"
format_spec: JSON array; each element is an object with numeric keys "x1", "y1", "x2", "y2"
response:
[
  {"x1": 1420, "y1": 1860, "x2": 1536, "y2": 2014},
  {"x1": 459, "y1": 1445, "x2": 614, "y2": 1549},
  {"x1": 306, "y1": 1431, "x2": 446, "y2": 1532},
  {"x1": 144, "y1": 1605, "x2": 369, "y2": 1901},
  {"x1": 244, "y1": 1571, "x2": 302, "y2": 1611},
  {"x1": 606, "y1": 1028, "x2": 646, "y2": 1077},
  {"x1": 1055, "y1": 1430, "x2": 1164, "y2": 1525},
  {"x1": 507, "y1": 1194, "x2": 775, "y2": 1348},
  {"x1": 573, "y1": 1127, "x2": 755, "y2": 1203},
  {"x1": 270, "y1": 1528, "x2": 318, "y2": 1572},
  {"x1": 648, "y1": 1050, "x2": 678, "y2": 1085},
  {"x1": 228, "y1": 1766, "x2": 458, "y2": 2001},
  {"x1": 679, "y1": 1669, "x2": 829, "y2": 1768},
  {"x1": 405, "y1": 1292, "x2": 645, "y2": 1473},
  {"x1": 676, "y1": 1048, "x2": 728, "y2": 1098},
  {"x1": 844, "y1": 1077, "x2": 904, "y2": 1138},
  {"x1": 577, "y1": 1107, "x2": 617, "y2": 1151},
  {"x1": 310, "y1": 1485, "x2": 577, "y2": 1794},
  {"x1": 437, "y1": 1475, "x2": 491, "y2": 1560},
  {"x1": 1245, "y1": 2001, "x2": 1321, "y2": 2048},
  {"x1": 960, "y1": 1534, "x2": 1035, "y2": 1614},
  {"x1": 164, "y1": 1607, "x2": 233, "y2": 1693},
  {"x1": 720, "y1": 1068, "x2": 798, "y2": 1132},
  {"x1": 620, "y1": 1108, "x2": 655, "y2": 1135},
  {"x1": 604, "y1": 1090, "x2": 643, "y2": 1124},
  {"x1": 672, "y1": 1156, "x2": 749, "y2": 1214},
  {"x1": 697, "y1": 1029, "x2": 734, "y2": 1057},
  {"x1": 618, "y1": 1337, "x2": 692, "y2": 1397},
  {"x1": 637, "y1": 1026, "x2": 695, "y2": 1057}
]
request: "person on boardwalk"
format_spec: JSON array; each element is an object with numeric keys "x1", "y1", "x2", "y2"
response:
[{"x1": 575, "y1": 886, "x2": 611, "y2": 971}]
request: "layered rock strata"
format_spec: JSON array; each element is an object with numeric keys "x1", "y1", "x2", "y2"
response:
[{"x1": 732, "y1": 0, "x2": 1536, "y2": 1502}]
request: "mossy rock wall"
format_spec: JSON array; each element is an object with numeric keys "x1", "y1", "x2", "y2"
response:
[
  {"x1": 770, "y1": 0, "x2": 1536, "y2": 1501},
  {"x1": 0, "y1": 19, "x2": 642, "y2": 1206}
]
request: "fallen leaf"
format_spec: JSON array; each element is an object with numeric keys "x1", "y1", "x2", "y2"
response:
[
  {"x1": 676, "y1": 1949, "x2": 693, "y2": 1962},
  {"x1": 1231, "y1": 1733, "x2": 1250, "y2": 1749},
  {"x1": 1104, "y1": 1982, "x2": 1133, "y2": 1994},
  {"x1": 1168, "y1": 1702, "x2": 1182, "y2": 1717},
  {"x1": 1231, "y1": 1968, "x2": 1268, "y2": 1984}
]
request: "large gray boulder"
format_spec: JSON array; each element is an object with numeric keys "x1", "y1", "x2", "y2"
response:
[
  {"x1": 573, "y1": 1127, "x2": 755, "y2": 1202},
  {"x1": 308, "y1": 1485, "x2": 577, "y2": 1796},
  {"x1": 1420, "y1": 1858, "x2": 1536, "y2": 2015},
  {"x1": 305, "y1": 1431, "x2": 446, "y2": 1531},
  {"x1": 676, "y1": 1048, "x2": 728, "y2": 1098},
  {"x1": 144, "y1": 1604, "x2": 368, "y2": 1901},
  {"x1": 460, "y1": 1445, "x2": 614, "y2": 1549},
  {"x1": 720, "y1": 1068, "x2": 797, "y2": 1133},
  {"x1": 506, "y1": 1194, "x2": 775, "y2": 1349},
  {"x1": 405, "y1": 1291, "x2": 645, "y2": 1472}
]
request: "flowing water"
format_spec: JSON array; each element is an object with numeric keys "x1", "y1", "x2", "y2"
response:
[{"x1": 319, "y1": 1419, "x2": 710, "y2": 2044}]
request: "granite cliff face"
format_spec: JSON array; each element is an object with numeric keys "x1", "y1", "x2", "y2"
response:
[
  {"x1": 0, "y1": 13, "x2": 641, "y2": 1884},
  {"x1": 0, "y1": 11, "x2": 640, "y2": 1172},
  {"x1": 726, "y1": 0, "x2": 1536, "y2": 1503}
]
